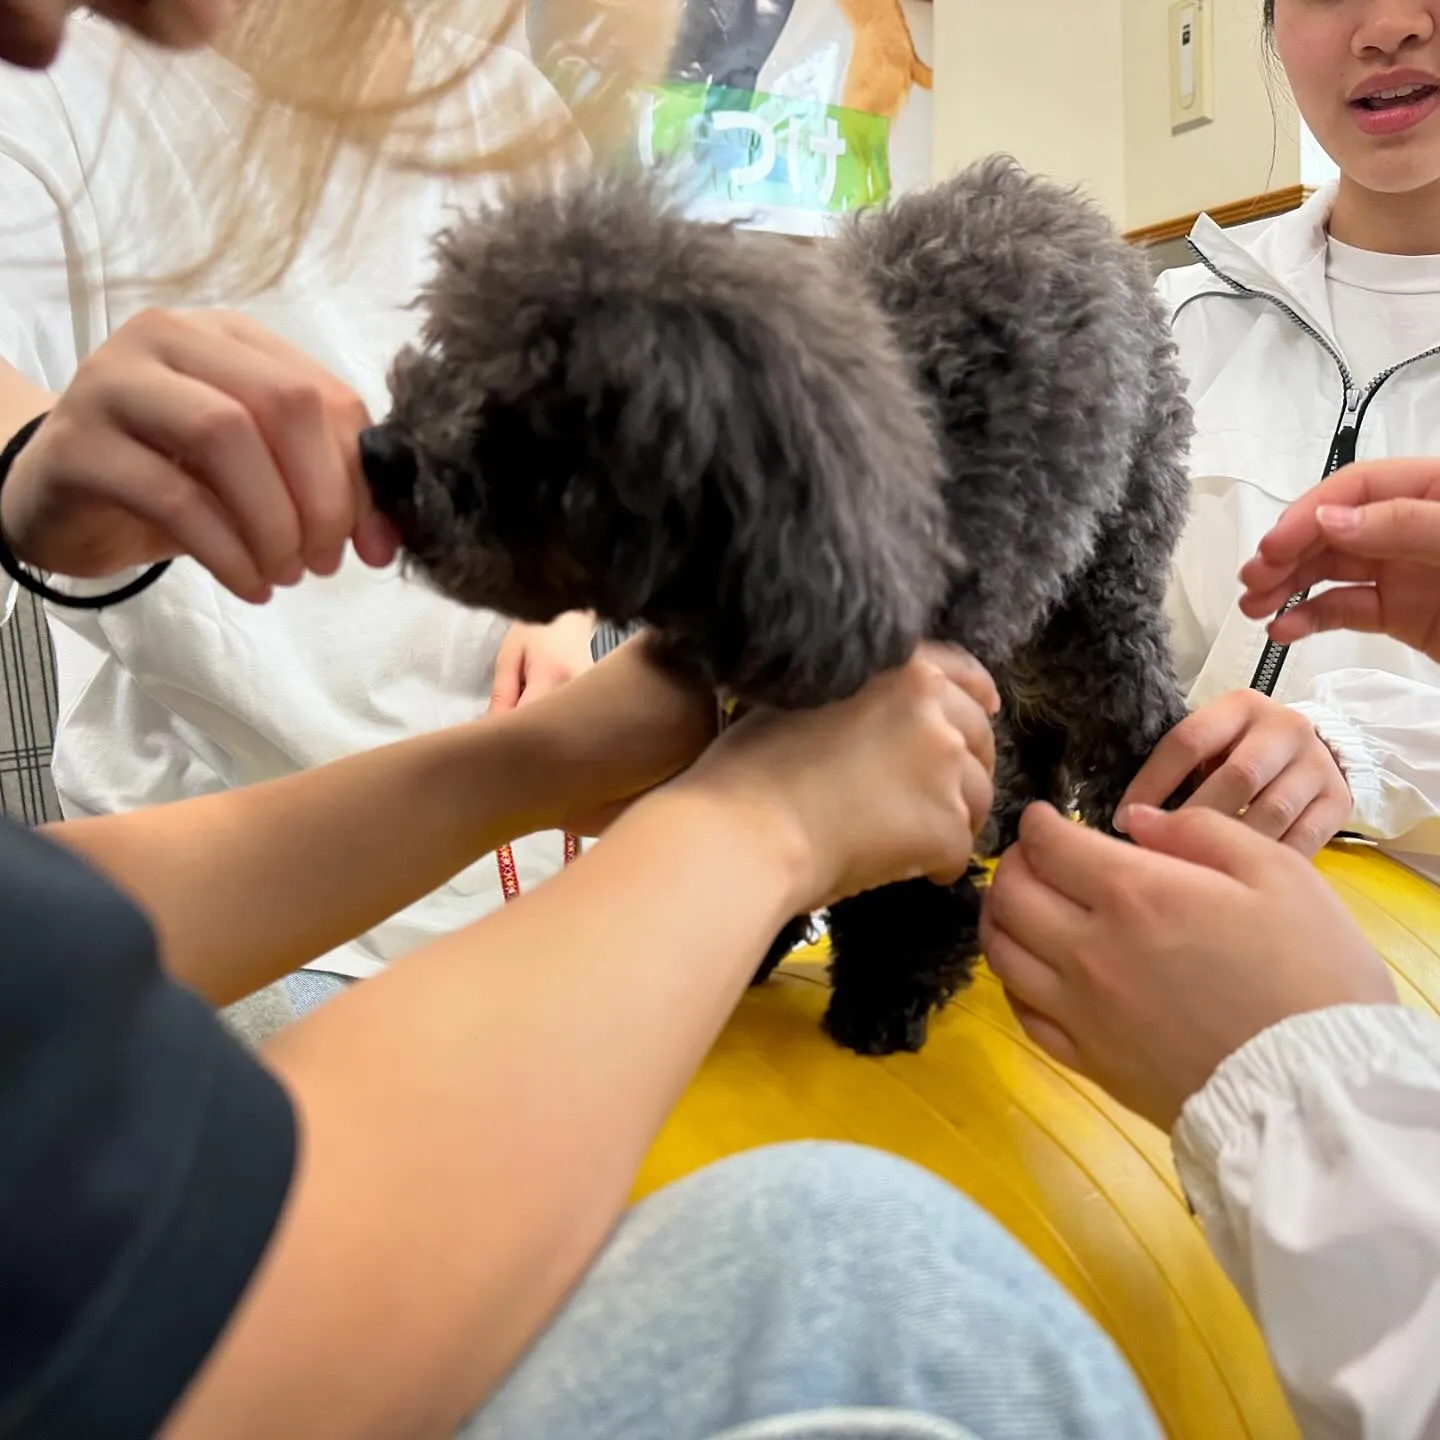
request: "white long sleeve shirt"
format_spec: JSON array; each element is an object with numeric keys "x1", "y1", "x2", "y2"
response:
[
  {"x1": 1175, "y1": 1006, "x2": 1440, "y2": 1440},
  {"x1": 0, "y1": 18, "x2": 585, "y2": 976},
  {"x1": 1157, "y1": 185, "x2": 1440, "y2": 885},
  {"x1": 1163, "y1": 187, "x2": 1440, "y2": 1440}
]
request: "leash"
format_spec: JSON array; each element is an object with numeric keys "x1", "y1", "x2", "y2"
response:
[
  {"x1": 496, "y1": 832, "x2": 581, "y2": 902},
  {"x1": 497, "y1": 693, "x2": 733, "y2": 902}
]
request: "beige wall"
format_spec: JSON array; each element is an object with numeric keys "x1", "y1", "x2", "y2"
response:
[
  {"x1": 931, "y1": 0, "x2": 1128, "y2": 222},
  {"x1": 1123, "y1": 0, "x2": 1299, "y2": 229},
  {"x1": 933, "y1": 0, "x2": 1302, "y2": 231}
]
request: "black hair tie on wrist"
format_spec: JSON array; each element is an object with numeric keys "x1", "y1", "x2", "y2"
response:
[{"x1": 0, "y1": 411, "x2": 171, "y2": 610}]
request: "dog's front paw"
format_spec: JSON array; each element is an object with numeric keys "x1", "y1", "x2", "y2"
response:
[{"x1": 823, "y1": 992, "x2": 931, "y2": 1056}]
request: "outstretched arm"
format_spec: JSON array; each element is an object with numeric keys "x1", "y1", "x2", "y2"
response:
[
  {"x1": 51, "y1": 639, "x2": 714, "y2": 1007},
  {"x1": 158, "y1": 646, "x2": 997, "y2": 1440},
  {"x1": 166, "y1": 781, "x2": 806, "y2": 1440}
]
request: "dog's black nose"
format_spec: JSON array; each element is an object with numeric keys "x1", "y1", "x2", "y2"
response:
[{"x1": 358, "y1": 424, "x2": 418, "y2": 514}]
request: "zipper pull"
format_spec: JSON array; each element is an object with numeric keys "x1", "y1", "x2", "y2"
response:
[{"x1": 1328, "y1": 383, "x2": 1363, "y2": 474}]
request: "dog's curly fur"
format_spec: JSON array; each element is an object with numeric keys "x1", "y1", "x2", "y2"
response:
[{"x1": 363, "y1": 156, "x2": 1195, "y2": 1056}]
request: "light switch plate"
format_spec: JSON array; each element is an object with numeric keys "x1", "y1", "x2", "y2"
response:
[{"x1": 1169, "y1": 0, "x2": 1215, "y2": 133}]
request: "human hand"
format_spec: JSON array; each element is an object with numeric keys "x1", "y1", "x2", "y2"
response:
[
  {"x1": 981, "y1": 801, "x2": 1397, "y2": 1131},
  {"x1": 678, "y1": 644, "x2": 1000, "y2": 914},
  {"x1": 0, "y1": 309, "x2": 398, "y2": 603},
  {"x1": 1118, "y1": 689, "x2": 1350, "y2": 856},
  {"x1": 2, "y1": 0, "x2": 232, "y2": 68},
  {"x1": 490, "y1": 612, "x2": 596, "y2": 712},
  {"x1": 1238, "y1": 457, "x2": 1440, "y2": 664}
]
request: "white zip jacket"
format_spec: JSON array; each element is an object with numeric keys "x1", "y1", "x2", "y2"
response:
[
  {"x1": 1162, "y1": 193, "x2": 1440, "y2": 1440},
  {"x1": 1157, "y1": 185, "x2": 1440, "y2": 886}
]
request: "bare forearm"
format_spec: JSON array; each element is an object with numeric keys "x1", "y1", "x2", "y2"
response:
[
  {"x1": 46, "y1": 713, "x2": 558, "y2": 1005},
  {"x1": 167, "y1": 784, "x2": 803, "y2": 1440}
]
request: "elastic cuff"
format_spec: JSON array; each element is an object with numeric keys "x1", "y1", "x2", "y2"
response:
[
  {"x1": 1287, "y1": 699, "x2": 1384, "y2": 828},
  {"x1": 1174, "y1": 1004, "x2": 1440, "y2": 1178}
]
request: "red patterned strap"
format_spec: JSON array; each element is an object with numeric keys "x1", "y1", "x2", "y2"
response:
[
  {"x1": 496, "y1": 833, "x2": 581, "y2": 903},
  {"x1": 498, "y1": 695, "x2": 726, "y2": 902}
]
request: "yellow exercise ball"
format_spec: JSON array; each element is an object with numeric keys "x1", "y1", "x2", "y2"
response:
[{"x1": 635, "y1": 840, "x2": 1440, "y2": 1440}]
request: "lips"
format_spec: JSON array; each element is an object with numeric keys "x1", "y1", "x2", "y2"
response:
[
  {"x1": 1348, "y1": 68, "x2": 1440, "y2": 104},
  {"x1": 1348, "y1": 71, "x2": 1440, "y2": 137},
  {"x1": 1354, "y1": 81, "x2": 1438, "y2": 108}
]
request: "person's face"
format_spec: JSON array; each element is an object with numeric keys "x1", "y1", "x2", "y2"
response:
[
  {"x1": 0, "y1": 0, "x2": 230, "y2": 69},
  {"x1": 1276, "y1": 0, "x2": 1440, "y2": 194}
]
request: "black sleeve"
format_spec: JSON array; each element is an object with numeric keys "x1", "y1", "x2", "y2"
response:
[{"x1": 0, "y1": 819, "x2": 297, "y2": 1440}]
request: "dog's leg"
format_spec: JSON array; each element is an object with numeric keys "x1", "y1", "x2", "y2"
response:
[
  {"x1": 1067, "y1": 364, "x2": 1195, "y2": 829},
  {"x1": 822, "y1": 870, "x2": 984, "y2": 1055},
  {"x1": 1032, "y1": 575, "x2": 1188, "y2": 834},
  {"x1": 982, "y1": 704, "x2": 1070, "y2": 856}
]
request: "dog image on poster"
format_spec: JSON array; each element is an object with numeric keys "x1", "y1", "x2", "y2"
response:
[{"x1": 524, "y1": 0, "x2": 934, "y2": 232}]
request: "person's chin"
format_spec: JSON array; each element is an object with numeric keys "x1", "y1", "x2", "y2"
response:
[
  {"x1": 1329, "y1": 114, "x2": 1440, "y2": 193},
  {"x1": 1357, "y1": 159, "x2": 1440, "y2": 197},
  {"x1": 1330, "y1": 137, "x2": 1440, "y2": 198}
]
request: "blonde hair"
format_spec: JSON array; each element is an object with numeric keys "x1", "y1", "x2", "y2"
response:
[{"x1": 126, "y1": 0, "x2": 676, "y2": 295}]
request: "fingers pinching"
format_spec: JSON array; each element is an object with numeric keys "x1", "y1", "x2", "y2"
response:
[
  {"x1": 205, "y1": 313, "x2": 372, "y2": 573},
  {"x1": 1242, "y1": 456, "x2": 1440, "y2": 585},
  {"x1": 1238, "y1": 550, "x2": 1382, "y2": 621},
  {"x1": 1121, "y1": 802, "x2": 1276, "y2": 878},
  {"x1": 1012, "y1": 800, "x2": 1124, "y2": 909},
  {"x1": 1117, "y1": 705, "x2": 1238, "y2": 815},
  {"x1": 1312, "y1": 496, "x2": 1440, "y2": 564},
  {"x1": 1267, "y1": 585, "x2": 1384, "y2": 644},
  {"x1": 984, "y1": 832, "x2": 1087, "y2": 959}
]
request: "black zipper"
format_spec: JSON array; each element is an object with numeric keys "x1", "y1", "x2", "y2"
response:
[
  {"x1": 1183, "y1": 240, "x2": 1440, "y2": 696},
  {"x1": 1248, "y1": 385, "x2": 1359, "y2": 696}
]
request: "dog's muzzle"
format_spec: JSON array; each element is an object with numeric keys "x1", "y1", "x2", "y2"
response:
[{"x1": 358, "y1": 423, "x2": 418, "y2": 520}]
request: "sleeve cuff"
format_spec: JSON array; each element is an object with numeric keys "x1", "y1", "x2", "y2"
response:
[
  {"x1": 1173, "y1": 1004, "x2": 1440, "y2": 1204},
  {"x1": 1286, "y1": 699, "x2": 1385, "y2": 832}
]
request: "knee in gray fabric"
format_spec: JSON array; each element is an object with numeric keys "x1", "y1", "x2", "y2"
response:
[
  {"x1": 632, "y1": 1141, "x2": 1009, "y2": 1261},
  {"x1": 464, "y1": 1141, "x2": 1160, "y2": 1440},
  {"x1": 625, "y1": 1142, "x2": 1157, "y2": 1431}
]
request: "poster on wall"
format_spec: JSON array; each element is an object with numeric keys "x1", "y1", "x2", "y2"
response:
[{"x1": 524, "y1": 0, "x2": 934, "y2": 235}]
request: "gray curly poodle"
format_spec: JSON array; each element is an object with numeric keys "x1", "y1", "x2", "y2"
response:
[{"x1": 360, "y1": 156, "x2": 1195, "y2": 1056}]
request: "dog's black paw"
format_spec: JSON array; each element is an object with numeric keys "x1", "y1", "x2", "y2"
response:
[{"x1": 822, "y1": 992, "x2": 931, "y2": 1056}]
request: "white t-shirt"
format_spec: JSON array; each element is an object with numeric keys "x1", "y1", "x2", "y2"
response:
[
  {"x1": 1325, "y1": 236, "x2": 1440, "y2": 387},
  {"x1": 0, "y1": 18, "x2": 587, "y2": 978}
]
